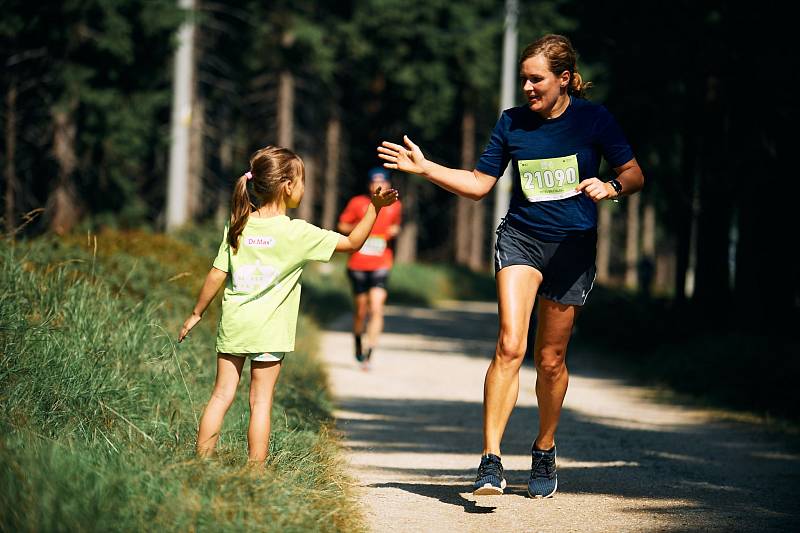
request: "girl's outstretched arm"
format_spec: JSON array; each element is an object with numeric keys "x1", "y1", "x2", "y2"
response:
[
  {"x1": 178, "y1": 267, "x2": 228, "y2": 342},
  {"x1": 377, "y1": 135, "x2": 496, "y2": 200},
  {"x1": 335, "y1": 187, "x2": 399, "y2": 253}
]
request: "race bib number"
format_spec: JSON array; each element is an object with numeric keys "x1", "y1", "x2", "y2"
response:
[
  {"x1": 360, "y1": 236, "x2": 387, "y2": 257},
  {"x1": 518, "y1": 154, "x2": 581, "y2": 202}
]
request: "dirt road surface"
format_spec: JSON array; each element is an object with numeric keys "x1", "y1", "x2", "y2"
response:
[{"x1": 321, "y1": 301, "x2": 799, "y2": 532}]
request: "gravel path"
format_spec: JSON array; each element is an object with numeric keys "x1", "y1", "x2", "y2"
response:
[{"x1": 321, "y1": 301, "x2": 799, "y2": 532}]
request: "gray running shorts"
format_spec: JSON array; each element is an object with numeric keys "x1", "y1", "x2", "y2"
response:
[{"x1": 494, "y1": 219, "x2": 597, "y2": 306}]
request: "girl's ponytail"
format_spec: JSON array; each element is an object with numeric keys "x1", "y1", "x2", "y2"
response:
[
  {"x1": 228, "y1": 173, "x2": 252, "y2": 252},
  {"x1": 225, "y1": 146, "x2": 304, "y2": 253}
]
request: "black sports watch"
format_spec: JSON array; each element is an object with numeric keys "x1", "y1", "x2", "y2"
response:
[{"x1": 608, "y1": 178, "x2": 623, "y2": 196}]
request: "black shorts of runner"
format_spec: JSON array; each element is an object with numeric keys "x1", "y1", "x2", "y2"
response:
[
  {"x1": 347, "y1": 268, "x2": 391, "y2": 295},
  {"x1": 494, "y1": 218, "x2": 597, "y2": 306}
]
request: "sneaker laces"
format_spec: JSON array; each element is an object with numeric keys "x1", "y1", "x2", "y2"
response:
[
  {"x1": 476, "y1": 455, "x2": 503, "y2": 481},
  {"x1": 531, "y1": 451, "x2": 556, "y2": 480}
]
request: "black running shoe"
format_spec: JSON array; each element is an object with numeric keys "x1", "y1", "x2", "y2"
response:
[
  {"x1": 527, "y1": 445, "x2": 557, "y2": 498},
  {"x1": 473, "y1": 453, "x2": 507, "y2": 495},
  {"x1": 354, "y1": 335, "x2": 364, "y2": 362}
]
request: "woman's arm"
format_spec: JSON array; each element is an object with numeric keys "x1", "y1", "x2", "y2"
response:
[
  {"x1": 378, "y1": 135, "x2": 496, "y2": 200},
  {"x1": 336, "y1": 188, "x2": 398, "y2": 253},
  {"x1": 177, "y1": 267, "x2": 227, "y2": 342}
]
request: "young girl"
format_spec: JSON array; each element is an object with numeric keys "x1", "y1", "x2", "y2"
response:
[{"x1": 177, "y1": 145, "x2": 398, "y2": 462}]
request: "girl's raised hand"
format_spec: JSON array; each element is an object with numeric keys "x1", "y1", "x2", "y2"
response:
[
  {"x1": 371, "y1": 186, "x2": 399, "y2": 208},
  {"x1": 178, "y1": 313, "x2": 201, "y2": 343},
  {"x1": 377, "y1": 135, "x2": 428, "y2": 175}
]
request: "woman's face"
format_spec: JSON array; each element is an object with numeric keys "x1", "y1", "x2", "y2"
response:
[{"x1": 520, "y1": 54, "x2": 569, "y2": 116}]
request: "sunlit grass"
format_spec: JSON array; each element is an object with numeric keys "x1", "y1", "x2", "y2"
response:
[{"x1": 0, "y1": 233, "x2": 364, "y2": 532}]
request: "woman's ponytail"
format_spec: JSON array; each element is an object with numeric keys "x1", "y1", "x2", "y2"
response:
[
  {"x1": 569, "y1": 71, "x2": 592, "y2": 98},
  {"x1": 228, "y1": 174, "x2": 252, "y2": 252}
]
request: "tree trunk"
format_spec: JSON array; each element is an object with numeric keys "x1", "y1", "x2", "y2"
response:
[
  {"x1": 640, "y1": 198, "x2": 656, "y2": 295},
  {"x1": 321, "y1": 112, "x2": 341, "y2": 230},
  {"x1": 455, "y1": 109, "x2": 475, "y2": 266},
  {"x1": 277, "y1": 70, "x2": 294, "y2": 149},
  {"x1": 624, "y1": 193, "x2": 640, "y2": 289},
  {"x1": 693, "y1": 75, "x2": 731, "y2": 308},
  {"x1": 675, "y1": 100, "x2": 698, "y2": 304},
  {"x1": 165, "y1": 0, "x2": 196, "y2": 231},
  {"x1": 215, "y1": 117, "x2": 233, "y2": 224},
  {"x1": 596, "y1": 201, "x2": 612, "y2": 283},
  {"x1": 4, "y1": 81, "x2": 17, "y2": 234},
  {"x1": 297, "y1": 153, "x2": 315, "y2": 222},
  {"x1": 47, "y1": 104, "x2": 81, "y2": 235},
  {"x1": 469, "y1": 198, "x2": 485, "y2": 270},
  {"x1": 395, "y1": 177, "x2": 417, "y2": 263},
  {"x1": 455, "y1": 199, "x2": 471, "y2": 264},
  {"x1": 733, "y1": 113, "x2": 792, "y2": 328},
  {"x1": 188, "y1": 95, "x2": 204, "y2": 219}
]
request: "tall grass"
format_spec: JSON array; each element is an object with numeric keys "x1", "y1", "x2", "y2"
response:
[{"x1": 0, "y1": 232, "x2": 363, "y2": 532}]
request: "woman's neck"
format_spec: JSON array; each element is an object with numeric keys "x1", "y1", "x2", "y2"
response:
[
  {"x1": 250, "y1": 201, "x2": 286, "y2": 218},
  {"x1": 542, "y1": 93, "x2": 570, "y2": 120}
]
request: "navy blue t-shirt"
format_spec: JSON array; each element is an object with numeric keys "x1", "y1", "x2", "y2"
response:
[{"x1": 476, "y1": 96, "x2": 634, "y2": 241}]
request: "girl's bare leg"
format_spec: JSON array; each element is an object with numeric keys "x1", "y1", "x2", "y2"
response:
[
  {"x1": 247, "y1": 359, "x2": 283, "y2": 463},
  {"x1": 196, "y1": 354, "x2": 245, "y2": 457}
]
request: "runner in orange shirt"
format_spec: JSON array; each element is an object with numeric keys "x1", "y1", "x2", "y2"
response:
[{"x1": 338, "y1": 167, "x2": 403, "y2": 370}]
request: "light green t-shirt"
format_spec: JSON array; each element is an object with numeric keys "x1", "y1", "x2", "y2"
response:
[{"x1": 212, "y1": 215, "x2": 341, "y2": 353}]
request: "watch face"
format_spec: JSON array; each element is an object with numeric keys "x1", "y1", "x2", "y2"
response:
[{"x1": 610, "y1": 179, "x2": 622, "y2": 193}]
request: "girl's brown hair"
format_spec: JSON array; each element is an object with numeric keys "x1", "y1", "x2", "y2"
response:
[
  {"x1": 228, "y1": 145, "x2": 304, "y2": 252},
  {"x1": 519, "y1": 34, "x2": 592, "y2": 98}
]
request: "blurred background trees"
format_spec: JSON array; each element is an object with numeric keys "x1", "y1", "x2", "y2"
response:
[{"x1": 2, "y1": 0, "x2": 797, "y2": 328}]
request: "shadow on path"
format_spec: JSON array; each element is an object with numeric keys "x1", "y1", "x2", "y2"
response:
[
  {"x1": 337, "y1": 395, "x2": 800, "y2": 529},
  {"x1": 329, "y1": 304, "x2": 800, "y2": 531}
]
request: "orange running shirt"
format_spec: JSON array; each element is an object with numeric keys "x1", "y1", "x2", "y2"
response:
[{"x1": 338, "y1": 195, "x2": 402, "y2": 271}]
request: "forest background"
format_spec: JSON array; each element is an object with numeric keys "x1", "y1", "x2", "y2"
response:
[{"x1": 2, "y1": 0, "x2": 798, "y2": 416}]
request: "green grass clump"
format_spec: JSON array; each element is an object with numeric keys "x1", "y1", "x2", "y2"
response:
[{"x1": 0, "y1": 233, "x2": 363, "y2": 532}]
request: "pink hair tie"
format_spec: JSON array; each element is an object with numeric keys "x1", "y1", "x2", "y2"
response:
[{"x1": 245, "y1": 171, "x2": 253, "y2": 180}]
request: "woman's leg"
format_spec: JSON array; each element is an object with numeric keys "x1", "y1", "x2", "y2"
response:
[
  {"x1": 196, "y1": 354, "x2": 245, "y2": 457},
  {"x1": 532, "y1": 298, "x2": 577, "y2": 450},
  {"x1": 247, "y1": 359, "x2": 283, "y2": 463},
  {"x1": 483, "y1": 264, "x2": 542, "y2": 456}
]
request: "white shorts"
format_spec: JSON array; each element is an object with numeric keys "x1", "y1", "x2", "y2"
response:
[{"x1": 225, "y1": 352, "x2": 286, "y2": 362}]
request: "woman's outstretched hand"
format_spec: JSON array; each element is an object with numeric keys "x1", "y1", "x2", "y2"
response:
[
  {"x1": 378, "y1": 135, "x2": 428, "y2": 175},
  {"x1": 371, "y1": 186, "x2": 400, "y2": 208}
]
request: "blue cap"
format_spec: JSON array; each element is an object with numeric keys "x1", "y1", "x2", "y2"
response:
[{"x1": 368, "y1": 166, "x2": 390, "y2": 182}]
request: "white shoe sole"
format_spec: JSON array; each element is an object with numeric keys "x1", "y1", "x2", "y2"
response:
[
  {"x1": 473, "y1": 478, "x2": 507, "y2": 495},
  {"x1": 527, "y1": 479, "x2": 557, "y2": 499}
]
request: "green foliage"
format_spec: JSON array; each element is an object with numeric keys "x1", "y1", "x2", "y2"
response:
[
  {"x1": 2, "y1": 0, "x2": 183, "y2": 224},
  {"x1": 0, "y1": 233, "x2": 363, "y2": 532},
  {"x1": 577, "y1": 287, "x2": 800, "y2": 422}
]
